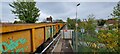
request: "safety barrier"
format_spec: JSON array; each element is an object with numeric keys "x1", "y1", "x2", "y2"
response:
[{"x1": 0, "y1": 23, "x2": 65, "y2": 53}]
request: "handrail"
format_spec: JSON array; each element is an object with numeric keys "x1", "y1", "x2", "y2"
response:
[
  {"x1": 40, "y1": 33, "x2": 61, "y2": 54},
  {"x1": 51, "y1": 34, "x2": 61, "y2": 52}
]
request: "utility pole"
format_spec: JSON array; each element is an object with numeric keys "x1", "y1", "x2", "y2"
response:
[{"x1": 75, "y1": 3, "x2": 80, "y2": 52}]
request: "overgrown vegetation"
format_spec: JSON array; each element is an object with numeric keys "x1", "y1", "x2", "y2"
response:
[
  {"x1": 69, "y1": 2, "x2": 120, "y2": 52},
  {"x1": 72, "y1": 2, "x2": 120, "y2": 52}
]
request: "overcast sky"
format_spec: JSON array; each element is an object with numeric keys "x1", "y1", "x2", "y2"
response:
[{"x1": 1, "y1": 1, "x2": 119, "y2": 22}]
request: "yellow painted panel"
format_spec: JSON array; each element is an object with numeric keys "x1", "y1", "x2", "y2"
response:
[
  {"x1": 0, "y1": 23, "x2": 64, "y2": 53},
  {"x1": 55, "y1": 24, "x2": 59, "y2": 33},
  {"x1": 1, "y1": 30, "x2": 31, "y2": 52},
  {"x1": 34, "y1": 28, "x2": 44, "y2": 49}
]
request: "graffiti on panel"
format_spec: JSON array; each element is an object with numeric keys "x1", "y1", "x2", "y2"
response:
[
  {"x1": 50, "y1": 27, "x2": 53, "y2": 36},
  {"x1": 0, "y1": 38, "x2": 28, "y2": 52},
  {"x1": 46, "y1": 27, "x2": 50, "y2": 40},
  {"x1": 52, "y1": 26, "x2": 54, "y2": 36},
  {"x1": 53, "y1": 26, "x2": 55, "y2": 35}
]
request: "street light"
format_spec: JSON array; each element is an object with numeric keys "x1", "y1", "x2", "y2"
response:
[{"x1": 75, "y1": 3, "x2": 80, "y2": 52}]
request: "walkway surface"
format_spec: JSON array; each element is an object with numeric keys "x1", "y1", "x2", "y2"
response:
[
  {"x1": 53, "y1": 38, "x2": 73, "y2": 53},
  {"x1": 43, "y1": 25, "x2": 74, "y2": 54},
  {"x1": 61, "y1": 39, "x2": 73, "y2": 52},
  {"x1": 53, "y1": 25, "x2": 73, "y2": 53}
]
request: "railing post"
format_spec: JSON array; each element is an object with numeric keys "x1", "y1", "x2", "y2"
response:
[{"x1": 31, "y1": 28, "x2": 35, "y2": 52}]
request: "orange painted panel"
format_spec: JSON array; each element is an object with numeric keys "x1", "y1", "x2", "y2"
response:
[
  {"x1": 55, "y1": 24, "x2": 59, "y2": 33},
  {"x1": 60, "y1": 24, "x2": 63, "y2": 29},
  {"x1": 34, "y1": 28, "x2": 44, "y2": 49},
  {"x1": 0, "y1": 23, "x2": 65, "y2": 53},
  {"x1": 1, "y1": 30, "x2": 32, "y2": 52}
]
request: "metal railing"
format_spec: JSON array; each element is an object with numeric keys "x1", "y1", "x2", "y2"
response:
[{"x1": 40, "y1": 33, "x2": 61, "y2": 54}]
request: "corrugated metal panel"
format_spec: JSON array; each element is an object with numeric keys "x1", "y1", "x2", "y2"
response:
[
  {"x1": 53, "y1": 26, "x2": 56, "y2": 36},
  {"x1": 1, "y1": 30, "x2": 32, "y2": 52},
  {"x1": 45, "y1": 26, "x2": 51, "y2": 41},
  {"x1": 34, "y1": 28, "x2": 44, "y2": 50},
  {"x1": 51, "y1": 26, "x2": 54, "y2": 37},
  {"x1": 0, "y1": 23, "x2": 65, "y2": 53}
]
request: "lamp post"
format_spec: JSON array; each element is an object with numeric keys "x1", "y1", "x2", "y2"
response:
[{"x1": 75, "y1": 3, "x2": 80, "y2": 52}]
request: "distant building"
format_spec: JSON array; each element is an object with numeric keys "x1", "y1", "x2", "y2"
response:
[
  {"x1": 46, "y1": 16, "x2": 52, "y2": 22},
  {"x1": 97, "y1": 26, "x2": 109, "y2": 30},
  {"x1": 97, "y1": 18, "x2": 118, "y2": 30},
  {"x1": 106, "y1": 19, "x2": 117, "y2": 25}
]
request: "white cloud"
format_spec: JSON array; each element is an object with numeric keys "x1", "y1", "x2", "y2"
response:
[
  {"x1": 38, "y1": 11, "x2": 54, "y2": 22},
  {"x1": 1, "y1": 2, "x2": 118, "y2": 22},
  {"x1": 77, "y1": 2, "x2": 117, "y2": 20}
]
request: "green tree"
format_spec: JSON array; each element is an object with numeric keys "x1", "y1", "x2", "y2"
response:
[
  {"x1": 55, "y1": 19, "x2": 64, "y2": 23},
  {"x1": 111, "y1": 1, "x2": 120, "y2": 29},
  {"x1": 9, "y1": 0, "x2": 40, "y2": 23},
  {"x1": 111, "y1": 1, "x2": 120, "y2": 17},
  {"x1": 59, "y1": 20, "x2": 64, "y2": 23},
  {"x1": 98, "y1": 25, "x2": 119, "y2": 52},
  {"x1": 77, "y1": 19, "x2": 81, "y2": 23},
  {"x1": 97, "y1": 19, "x2": 106, "y2": 26},
  {"x1": 82, "y1": 14, "x2": 97, "y2": 37},
  {"x1": 67, "y1": 17, "x2": 76, "y2": 29}
]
